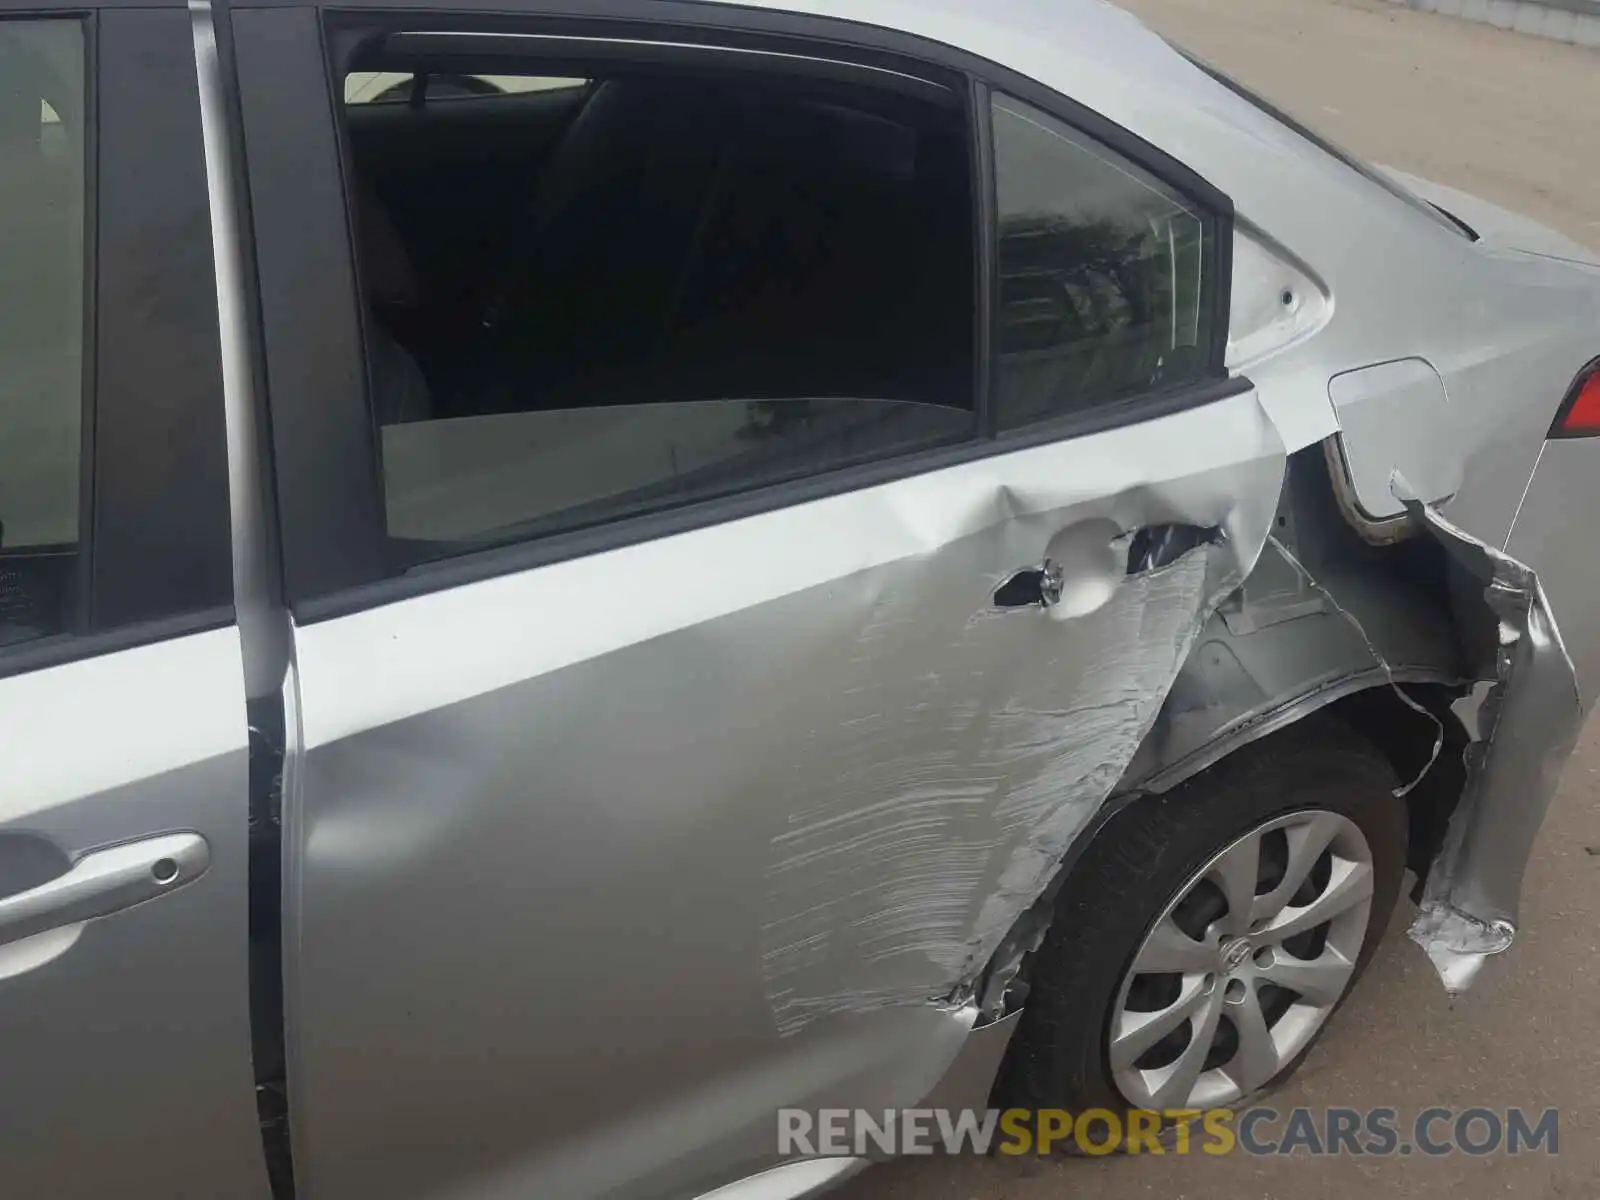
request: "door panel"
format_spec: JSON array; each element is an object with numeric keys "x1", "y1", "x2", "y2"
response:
[
  {"x1": 284, "y1": 388, "x2": 1284, "y2": 1199},
  {"x1": 0, "y1": 631, "x2": 265, "y2": 1198},
  {"x1": 0, "y1": 7, "x2": 266, "y2": 1196}
]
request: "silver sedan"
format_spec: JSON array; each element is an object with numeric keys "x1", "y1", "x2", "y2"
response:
[{"x1": 0, "y1": 0, "x2": 1594, "y2": 1197}]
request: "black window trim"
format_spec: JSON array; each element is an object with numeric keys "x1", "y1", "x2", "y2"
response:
[
  {"x1": 75, "y1": 8, "x2": 99, "y2": 635},
  {"x1": 309, "y1": 375, "x2": 1254, "y2": 623},
  {"x1": 250, "y1": 0, "x2": 1240, "y2": 623},
  {"x1": 0, "y1": 606, "x2": 238, "y2": 682},
  {"x1": 970, "y1": 76, "x2": 998, "y2": 440},
  {"x1": 379, "y1": 29, "x2": 960, "y2": 106}
]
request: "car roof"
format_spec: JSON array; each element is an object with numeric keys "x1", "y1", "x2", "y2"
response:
[
  {"x1": 724, "y1": 0, "x2": 1466, "y2": 253},
  {"x1": 709, "y1": 0, "x2": 1161, "y2": 66},
  {"x1": 703, "y1": 0, "x2": 1200, "y2": 106},
  {"x1": 686, "y1": 0, "x2": 1317, "y2": 205},
  {"x1": 280, "y1": 0, "x2": 1451, "y2": 282}
]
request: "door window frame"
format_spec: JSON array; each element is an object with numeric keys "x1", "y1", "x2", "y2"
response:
[
  {"x1": 0, "y1": 8, "x2": 236, "y2": 681},
  {"x1": 236, "y1": 0, "x2": 1241, "y2": 622}
]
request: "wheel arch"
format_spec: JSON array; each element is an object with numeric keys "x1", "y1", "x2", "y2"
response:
[
  {"x1": 969, "y1": 675, "x2": 1466, "y2": 1023},
  {"x1": 969, "y1": 448, "x2": 1477, "y2": 1021},
  {"x1": 1122, "y1": 442, "x2": 1475, "y2": 892}
]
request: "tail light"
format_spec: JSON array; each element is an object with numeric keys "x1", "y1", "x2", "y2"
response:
[{"x1": 1551, "y1": 358, "x2": 1600, "y2": 437}]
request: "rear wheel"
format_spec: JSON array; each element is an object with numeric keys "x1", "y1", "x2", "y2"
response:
[{"x1": 993, "y1": 724, "x2": 1406, "y2": 1123}]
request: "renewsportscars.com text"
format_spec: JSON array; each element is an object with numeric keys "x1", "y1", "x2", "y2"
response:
[{"x1": 778, "y1": 1106, "x2": 1559, "y2": 1157}]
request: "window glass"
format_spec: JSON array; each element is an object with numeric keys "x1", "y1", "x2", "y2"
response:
[
  {"x1": 382, "y1": 399, "x2": 970, "y2": 549},
  {"x1": 991, "y1": 93, "x2": 1215, "y2": 430},
  {"x1": 0, "y1": 20, "x2": 85, "y2": 646},
  {"x1": 342, "y1": 67, "x2": 975, "y2": 561}
]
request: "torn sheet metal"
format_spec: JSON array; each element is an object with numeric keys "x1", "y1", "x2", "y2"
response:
[
  {"x1": 1120, "y1": 449, "x2": 1466, "y2": 799},
  {"x1": 1329, "y1": 358, "x2": 1461, "y2": 524},
  {"x1": 1401, "y1": 494, "x2": 1583, "y2": 993},
  {"x1": 282, "y1": 388, "x2": 1287, "y2": 1199},
  {"x1": 761, "y1": 505, "x2": 1274, "y2": 1036},
  {"x1": 747, "y1": 399, "x2": 1287, "y2": 1035},
  {"x1": 914, "y1": 1008, "x2": 1024, "y2": 1115},
  {"x1": 1263, "y1": 534, "x2": 1445, "y2": 797}
]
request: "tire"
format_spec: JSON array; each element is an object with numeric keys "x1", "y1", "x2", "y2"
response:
[{"x1": 991, "y1": 720, "x2": 1407, "y2": 1130}]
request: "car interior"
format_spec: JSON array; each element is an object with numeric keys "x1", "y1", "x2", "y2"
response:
[
  {"x1": 346, "y1": 67, "x2": 975, "y2": 418},
  {"x1": 338, "y1": 59, "x2": 979, "y2": 555}
]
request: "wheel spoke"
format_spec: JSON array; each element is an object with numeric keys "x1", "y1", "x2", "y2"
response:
[
  {"x1": 1145, "y1": 989, "x2": 1226, "y2": 1110},
  {"x1": 1224, "y1": 983, "x2": 1282, "y2": 1094},
  {"x1": 1106, "y1": 807, "x2": 1381, "y2": 1113},
  {"x1": 1254, "y1": 812, "x2": 1346, "y2": 923},
  {"x1": 1259, "y1": 946, "x2": 1354, "y2": 1007},
  {"x1": 1131, "y1": 916, "x2": 1215, "y2": 974},
  {"x1": 1257, "y1": 857, "x2": 1374, "y2": 944},
  {"x1": 1207, "y1": 834, "x2": 1262, "y2": 935},
  {"x1": 1110, "y1": 976, "x2": 1210, "y2": 1071}
]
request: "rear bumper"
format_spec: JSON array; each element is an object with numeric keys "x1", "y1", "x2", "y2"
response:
[{"x1": 1406, "y1": 498, "x2": 1584, "y2": 992}]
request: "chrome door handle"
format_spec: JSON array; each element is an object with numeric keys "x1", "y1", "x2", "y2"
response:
[
  {"x1": 0, "y1": 832, "x2": 209, "y2": 949},
  {"x1": 992, "y1": 521, "x2": 1223, "y2": 614},
  {"x1": 1039, "y1": 558, "x2": 1065, "y2": 606},
  {"x1": 992, "y1": 558, "x2": 1065, "y2": 609}
]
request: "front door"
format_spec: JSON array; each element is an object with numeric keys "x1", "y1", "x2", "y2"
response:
[{"x1": 0, "y1": 7, "x2": 266, "y2": 1196}]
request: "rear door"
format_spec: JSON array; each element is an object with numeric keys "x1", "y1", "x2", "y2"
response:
[
  {"x1": 0, "y1": 5, "x2": 266, "y2": 1196},
  {"x1": 234, "y1": 7, "x2": 1284, "y2": 1199}
]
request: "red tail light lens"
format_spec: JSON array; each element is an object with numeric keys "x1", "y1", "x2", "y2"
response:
[{"x1": 1553, "y1": 359, "x2": 1600, "y2": 437}]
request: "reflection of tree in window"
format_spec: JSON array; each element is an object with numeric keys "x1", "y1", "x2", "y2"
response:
[
  {"x1": 998, "y1": 214, "x2": 1190, "y2": 398},
  {"x1": 999, "y1": 216, "x2": 1148, "y2": 348},
  {"x1": 991, "y1": 94, "x2": 1213, "y2": 427},
  {"x1": 739, "y1": 400, "x2": 818, "y2": 441}
]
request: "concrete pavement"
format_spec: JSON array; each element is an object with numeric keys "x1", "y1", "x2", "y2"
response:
[{"x1": 841, "y1": 2, "x2": 1600, "y2": 1196}]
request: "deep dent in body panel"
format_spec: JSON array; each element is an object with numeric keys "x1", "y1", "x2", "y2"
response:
[
  {"x1": 281, "y1": 391, "x2": 1286, "y2": 1198},
  {"x1": 759, "y1": 532, "x2": 1250, "y2": 1036},
  {"x1": 806, "y1": 464, "x2": 1580, "y2": 1036},
  {"x1": 1118, "y1": 463, "x2": 1584, "y2": 999}
]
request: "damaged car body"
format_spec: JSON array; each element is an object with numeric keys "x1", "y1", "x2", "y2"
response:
[
  {"x1": 1, "y1": 1, "x2": 1598, "y2": 1199},
  {"x1": 1402, "y1": 496, "x2": 1583, "y2": 992}
]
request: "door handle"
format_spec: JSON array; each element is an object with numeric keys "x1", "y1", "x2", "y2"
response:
[
  {"x1": 992, "y1": 559, "x2": 1066, "y2": 609},
  {"x1": 993, "y1": 523, "x2": 1223, "y2": 612},
  {"x1": 0, "y1": 832, "x2": 209, "y2": 949}
]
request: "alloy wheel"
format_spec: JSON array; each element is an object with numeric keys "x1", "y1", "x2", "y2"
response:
[{"x1": 1107, "y1": 809, "x2": 1376, "y2": 1110}]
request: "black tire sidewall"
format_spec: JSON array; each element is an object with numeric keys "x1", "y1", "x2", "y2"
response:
[{"x1": 993, "y1": 726, "x2": 1408, "y2": 1119}]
